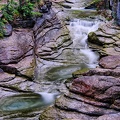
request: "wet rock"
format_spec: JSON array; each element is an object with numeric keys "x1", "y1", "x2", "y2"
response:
[{"x1": 78, "y1": 67, "x2": 120, "y2": 77}]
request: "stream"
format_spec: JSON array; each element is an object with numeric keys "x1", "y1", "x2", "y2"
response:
[{"x1": 0, "y1": 1, "x2": 102, "y2": 119}]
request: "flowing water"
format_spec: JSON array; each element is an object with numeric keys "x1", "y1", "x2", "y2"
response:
[
  {"x1": 34, "y1": 18, "x2": 100, "y2": 95},
  {"x1": 0, "y1": 1, "x2": 102, "y2": 118},
  {"x1": 68, "y1": 19, "x2": 100, "y2": 67},
  {"x1": 0, "y1": 18, "x2": 100, "y2": 118}
]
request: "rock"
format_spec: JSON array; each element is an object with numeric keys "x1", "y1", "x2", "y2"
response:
[
  {"x1": 79, "y1": 67, "x2": 120, "y2": 77},
  {"x1": 55, "y1": 95, "x2": 117, "y2": 116},
  {"x1": 99, "y1": 55, "x2": 120, "y2": 69},
  {"x1": 34, "y1": 9, "x2": 71, "y2": 61},
  {"x1": 11, "y1": 19, "x2": 35, "y2": 28},
  {"x1": 111, "y1": 99, "x2": 120, "y2": 110},
  {"x1": 88, "y1": 32, "x2": 103, "y2": 45},
  {"x1": 0, "y1": 29, "x2": 34, "y2": 64},
  {"x1": 3, "y1": 23, "x2": 12, "y2": 37},
  {"x1": 40, "y1": 106, "x2": 94, "y2": 120},
  {"x1": 0, "y1": 56, "x2": 35, "y2": 79},
  {"x1": 0, "y1": 72, "x2": 15, "y2": 82},
  {"x1": 88, "y1": 21, "x2": 120, "y2": 56},
  {"x1": 39, "y1": 4, "x2": 49, "y2": 13},
  {"x1": 69, "y1": 75, "x2": 120, "y2": 103},
  {"x1": 96, "y1": 113, "x2": 120, "y2": 120},
  {"x1": 102, "y1": 47, "x2": 120, "y2": 56}
]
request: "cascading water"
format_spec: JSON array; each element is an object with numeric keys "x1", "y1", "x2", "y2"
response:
[
  {"x1": 68, "y1": 19, "x2": 100, "y2": 68},
  {"x1": 0, "y1": 1, "x2": 102, "y2": 118}
]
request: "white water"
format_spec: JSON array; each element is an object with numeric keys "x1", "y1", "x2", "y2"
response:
[
  {"x1": 36, "y1": 92, "x2": 59, "y2": 104},
  {"x1": 68, "y1": 19, "x2": 100, "y2": 68}
]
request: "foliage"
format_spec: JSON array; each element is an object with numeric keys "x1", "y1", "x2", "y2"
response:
[
  {"x1": 0, "y1": 19, "x2": 5, "y2": 38},
  {"x1": 1, "y1": 0, "x2": 19, "y2": 22},
  {"x1": 0, "y1": 0, "x2": 41, "y2": 38},
  {"x1": 18, "y1": 1, "x2": 35, "y2": 19},
  {"x1": 91, "y1": 0, "x2": 113, "y2": 21},
  {"x1": 1, "y1": 0, "x2": 41, "y2": 21}
]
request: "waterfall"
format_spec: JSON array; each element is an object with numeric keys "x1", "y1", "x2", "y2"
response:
[{"x1": 68, "y1": 19, "x2": 100, "y2": 67}]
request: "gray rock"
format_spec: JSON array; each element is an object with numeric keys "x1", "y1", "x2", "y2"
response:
[
  {"x1": 3, "y1": 23, "x2": 12, "y2": 37},
  {"x1": 97, "y1": 113, "x2": 120, "y2": 120},
  {"x1": 0, "y1": 29, "x2": 34, "y2": 64}
]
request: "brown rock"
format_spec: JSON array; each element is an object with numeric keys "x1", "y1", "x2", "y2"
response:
[
  {"x1": 69, "y1": 75, "x2": 120, "y2": 104},
  {"x1": 55, "y1": 95, "x2": 117, "y2": 116},
  {"x1": 99, "y1": 55, "x2": 120, "y2": 69}
]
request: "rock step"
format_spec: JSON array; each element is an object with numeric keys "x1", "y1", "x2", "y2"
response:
[
  {"x1": 73, "y1": 68, "x2": 120, "y2": 78},
  {"x1": 55, "y1": 95, "x2": 118, "y2": 116},
  {"x1": 39, "y1": 106, "x2": 96, "y2": 120},
  {"x1": 69, "y1": 75, "x2": 120, "y2": 103}
]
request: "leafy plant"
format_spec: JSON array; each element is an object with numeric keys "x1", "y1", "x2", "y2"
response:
[
  {"x1": 1, "y1": 0, "x2": 19, "y2": 22},
  {"x1": 0, "y1": 19, "x2": 5, "y2": 38},
  {"x1": 18, "y1": 1, "x2": 34, "y2": 19},
  {"x1": 0, "y1": 0, "x2": 42, "y2": 38},
  {"x1": 18, "y1": 0, "x2": 41, "y2": 19}
]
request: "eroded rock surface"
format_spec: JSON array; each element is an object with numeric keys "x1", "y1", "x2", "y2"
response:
[
  {"x1": 0, "y1": 7, "x2": 72, "y2": 120},
  {"x1": 40, "y1": 55, "x2": 120, "y2": 120},
  {"x1": 88, "y1": 21, "x2": 120, "y2": 56}
]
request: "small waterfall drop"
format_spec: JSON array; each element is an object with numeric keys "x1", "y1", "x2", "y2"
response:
[{"x1": 68, "y1": 19, "x2": 100, "y2": 67}]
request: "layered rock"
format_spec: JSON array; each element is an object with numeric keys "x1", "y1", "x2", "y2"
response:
[
  {"x1": 39, "y1": 2, "x2": 120, "y2": 120},
  {"x1": 88, "y1": 21, "x2": 120, "y2": 56},
  {"x1": 40, "y1": 55, "x2": 120, "y2": 120},
  {"x1": 0, "y1": 29, "x2": 35, "y2": 79},
  {"x1": 0, "y1": 5, "x2": 72, "y2": 120}
]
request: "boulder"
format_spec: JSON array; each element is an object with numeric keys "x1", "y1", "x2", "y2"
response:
[
  {"x1": 0, "y1": 29, "x2": 34, "y2": 64},
  {"x1": 99, "y1": 55, "x2": 120, "y2": 69},
  {"x1": 88, "y1": 21, "x2": 120, "y2": 56},
  {"x1": 88, "y1": 32, "x2": 103, "y2": 45},
  {"x1": 3, "y1": 23, "x2": 13, "y2": 37}
]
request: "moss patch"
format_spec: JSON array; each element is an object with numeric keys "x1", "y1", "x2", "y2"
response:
[
  {"x1": 25, "y1": 59, "x2": 36, "y2": 79},
  {"x1": 72, "y1": 68, "x2": 90, "y2": 78},
  {"x1": 70, "y1": 10, "x2": 98, "y2": 18}
]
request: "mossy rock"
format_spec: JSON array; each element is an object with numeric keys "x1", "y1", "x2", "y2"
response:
[
  {"x1": 71, "y1": 10, "x2": 98, "y2": 18},
  {"x1": 88, "y1": 32, "x2": 103, "y2": 45},
  {"x1": 72, "y1": 68, "x2": 90, "y2": 78},
  {"x1": 25, "y1": 59, "x2": 36, "y2": 79},
  {"x1": 117, "y1": 34, "x2": 120, "y2": 39}
]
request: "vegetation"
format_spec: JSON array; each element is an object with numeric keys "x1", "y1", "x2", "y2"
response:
[{"x1": 0, "y1": 0, "x2": 42, "y2": 38}]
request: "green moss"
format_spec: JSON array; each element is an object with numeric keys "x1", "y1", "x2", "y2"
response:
[
  {"x1": 72, "y1": 68, "x2": 89, "y2": 78},
  {"x1": 25, "y1": 59, "x2": 35, "y2": 78},
  {"x1": 39, "y1": 106, "x2": 55, "y2": 120},
  {"x1": 0, "y1": 5, "x2": 4, "y2": 10},
  {"x1": 117, "y1": 34, "x2": 120, "y2": 39},
  {"x1": 71, "y1": 10, "x2": 98, "y2": 18}
]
